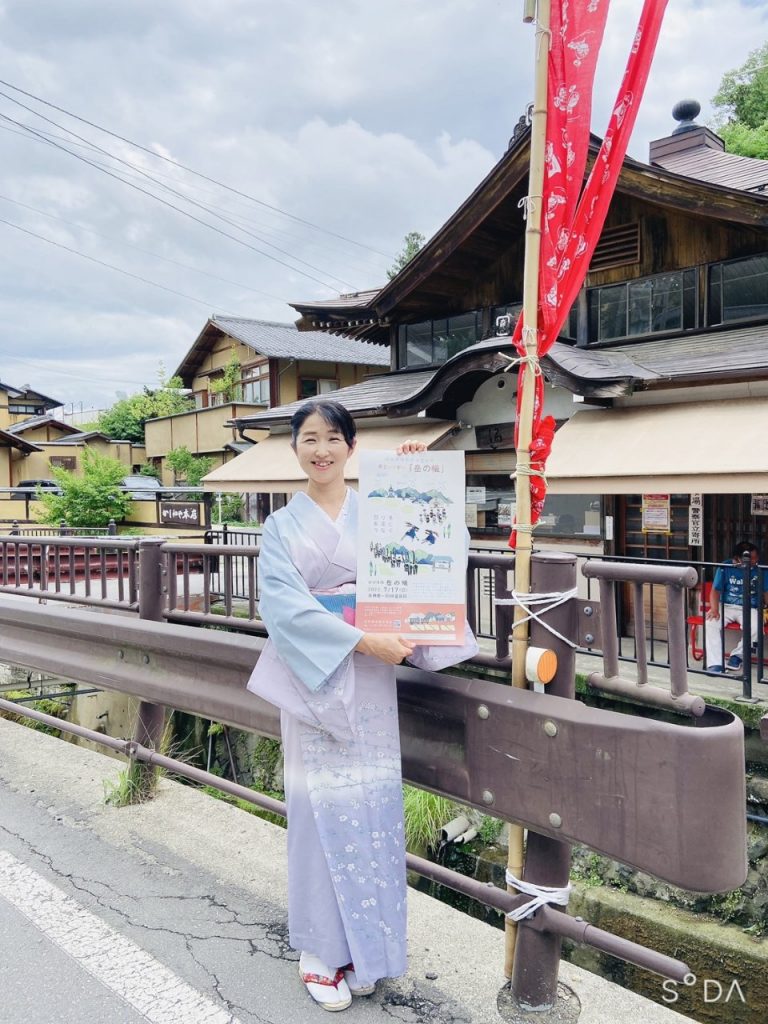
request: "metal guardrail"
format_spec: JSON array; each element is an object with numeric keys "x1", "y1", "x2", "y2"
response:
[
  {"x1": 578, "y1": 552, "x2": 768, "y2": 696},
  {"x1": 0, "y1": 590, "x2": 750, "y2": 984},
  {"x1": 0, "y1": 543, "x2": 751, "y2": 1010}
]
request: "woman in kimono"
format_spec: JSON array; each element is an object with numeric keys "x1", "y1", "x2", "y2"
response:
[{"x1": 247, "y1": 399, "x2": 478, "y2": 1012}]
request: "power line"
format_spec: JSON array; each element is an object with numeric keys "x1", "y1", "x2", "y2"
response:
[
  {"x1": 0, "y1": 96, "x2": 357, "y2": 291},
  {"x1": 0, "y1": 111, "x2": 343, "y2": 293},
  {"x1": 0, "y1": 214, "x2": 235, "y2": 312},
  {"x1": 1, "y1": 352, "x2": 162, "y2": 389},
  {"x1": 0, "y1": 76, "x2": 395, "y2": 260},
  {"x1": 0, "y1": 193, "x2": 291, "y2": 304},
  {"x1": 0, "y1": 120, "x2": 391, "y2": 277}
]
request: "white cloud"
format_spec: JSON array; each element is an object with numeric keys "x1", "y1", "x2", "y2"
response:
[{"x1": 0, "y1": 0, "x2": 765, "y2": 408}]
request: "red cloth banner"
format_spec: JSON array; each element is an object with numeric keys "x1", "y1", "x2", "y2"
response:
[{"x1": 510, "y1": 0, "x2": 668, "y2": 547}]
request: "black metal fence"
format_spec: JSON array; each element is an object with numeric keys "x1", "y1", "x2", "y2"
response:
[
  {"x1": 2, "y1": 529, "x2": 767, "y2": 695},
  {"x1": 577, "y1": 552, "x2": 768, "y2": 696}
]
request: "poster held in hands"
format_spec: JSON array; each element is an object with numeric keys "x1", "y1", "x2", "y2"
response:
[{"x1": 357, "y1": 450, "x2": 467, "y2": 645}]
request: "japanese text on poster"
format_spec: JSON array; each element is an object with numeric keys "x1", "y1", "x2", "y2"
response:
[
  {"x1": 688, "y1": 493, "x2": 703, "y2": 546},
  {"x1": 357, "y1": 450, "x2": 466, "y2": 645},
  {"x1": 641, "y1": 494, "x2": 671, "y2": 534}
]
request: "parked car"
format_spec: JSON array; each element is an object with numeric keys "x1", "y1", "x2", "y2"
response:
[
  {"x1": 11, "y1": 479, "x2": 61, "y2": 500},
  {"x1": 121, "y1": 475, "x2": 166, "y2": 500}
]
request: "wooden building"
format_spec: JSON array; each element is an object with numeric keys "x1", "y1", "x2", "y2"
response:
[{"x1": 211, "y1": 103, "x2": 768, "y2": 562}]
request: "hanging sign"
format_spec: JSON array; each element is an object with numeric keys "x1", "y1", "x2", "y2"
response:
[
  {"x1": 357, "y1": 450, "x2": 467, "y2": 645},
  {"x1": 498, "y1": 502, "x2": 515, "y2": 527},
  {"x1": 466, "y1": 486, "x2": 486, "y2": 504},
  {"x1": 641, "y1": 494, "x2": 671, "y2": 533},
  {"x1": 750, "y1": 495, "x2": 768, "y2": 516},
  {"x1": 688, "y1": 493, "x2": 703, "y2": 546}
]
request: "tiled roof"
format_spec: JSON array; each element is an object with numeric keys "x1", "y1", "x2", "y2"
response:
[
  {"x1": 0, "y1": 427, "x2": 42, "y2": 454},
  {"x1": 653, "y1": 147, "x2": 768, "y2": 193},
  {"x1": 6, "y1": 414, "x2": 80, "y2": 435},
  {"x1": 45, "y1": 431, "x2": 112, "y2": 445},
  {"x1": 544, "y1": 322, "x2": 768, "y2": 396},
  {"x1": 211, "y1": 316, "x2": 389, "y2": 366},
  {"x1": 236, "y1": 369, "x2": 437, "y2": 428}
]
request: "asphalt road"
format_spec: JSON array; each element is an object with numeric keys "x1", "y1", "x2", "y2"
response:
[{"x1": 0, "y1": 716, "x2": 695, "y2": 1024}]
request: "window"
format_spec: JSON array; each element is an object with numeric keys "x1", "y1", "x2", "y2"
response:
[
  {"x1": 9, "y1": 404, "x2": 45, "y2": 415},
  {"x1": 464, "y1": 474, "x2": 601, "y2": 538},
  {"x1": 588, "y1": 269, "x2": 697, "y2": 342},
  {"x1": 49, "y1": 456, "x2": 76, "y2": 471},
  {"x1": 299, "y1": 377, "x2": 337, "y2": 399},
  {"x1": 242, "y1": 370, "x2": 270, "y2": 405},
  {"x1": 708, "y1": 253, "x2": 768, "y2": 324},
  {"x1": 398, "y1": 310, "x2": 482, "y2": 367},
  {"x1": 491, "y1": 302, "x2": 577, "y2": 341}
]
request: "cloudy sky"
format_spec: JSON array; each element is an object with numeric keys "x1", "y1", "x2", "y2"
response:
[{"x1": 1, "y1": 0, "x2": 766, "y2": 412}]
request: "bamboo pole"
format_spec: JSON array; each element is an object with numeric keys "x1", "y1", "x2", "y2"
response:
[{"x1": 504, "y1": 0, "x2": 550, "y2": 980}]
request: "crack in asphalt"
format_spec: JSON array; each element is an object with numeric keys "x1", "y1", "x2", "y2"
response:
[{"x1": 0, "y1": 818, "x2": 288, "y2": 1024}]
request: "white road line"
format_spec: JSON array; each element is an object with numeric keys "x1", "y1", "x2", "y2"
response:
[{"x1": 0, "y1": 851, "x2": 243, "y2": 1024}]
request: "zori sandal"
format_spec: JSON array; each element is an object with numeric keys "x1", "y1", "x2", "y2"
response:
[
  {"x1": 299, "y1": 952, "x2": 352, "y2": 1012},
  {"x1": 341, "y1": 962, "x2": 376, "y2": 996}
]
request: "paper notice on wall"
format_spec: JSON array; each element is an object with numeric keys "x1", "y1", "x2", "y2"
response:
[
  {"x1": 641, "y1": 494, "x2": 671, "y2": 534},
  {"x1": 357, "y1": 450, "x2": 467, "y2": 645},
  {"x1": 497, "y1": 502, "x2": 514, "y2": 527}
]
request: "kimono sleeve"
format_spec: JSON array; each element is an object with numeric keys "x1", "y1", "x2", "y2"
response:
[{"x1": 257, "y1": 515, "x2": 364, "y2": 692}]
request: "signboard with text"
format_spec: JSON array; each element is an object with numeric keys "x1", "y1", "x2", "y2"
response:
[
  {"x1": 357, "y1": 450, "x2": 466, "y2": 645},
  {"x1": 159, "y1": 501, "x2": 202, "y2": 526}
]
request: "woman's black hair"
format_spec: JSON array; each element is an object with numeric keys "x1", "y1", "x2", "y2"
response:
[{"x1": 290, "y1": 399, "x2": 357, "y2": 448}]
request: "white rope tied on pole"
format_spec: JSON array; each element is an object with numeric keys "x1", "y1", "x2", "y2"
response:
[
  {"x1": 514, "y1": 464, "x2": 547, "y2": 483},
  {"x1": 498, "y1": 351, "x2": 542, "y2": 375},
  {"x1": 517, "y1": 195, "x2": 537, "y2": 221},
  {"x1": 494, "y1": 588, "x2": 579, "y2": 647},
  {"x1": 505, "y1": 869, "x2": 571, "y2": 922},
  {"x1": 534, "y1": 20, "x2": 553, "y2": 60}
]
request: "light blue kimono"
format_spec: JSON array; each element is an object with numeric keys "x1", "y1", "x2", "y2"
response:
[{"x1": 247, "y1": 488, "x2": 478, "y2": 986}]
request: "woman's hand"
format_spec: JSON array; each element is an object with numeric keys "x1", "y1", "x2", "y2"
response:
[
  {"x1": 355, "y1": 633, "x2": 415, "y2": 664},
  {"x1": 396, "y1": 440, "x2": 428, "y2": 455}
]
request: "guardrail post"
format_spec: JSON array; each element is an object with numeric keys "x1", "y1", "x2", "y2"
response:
[
  {"x1": 108, "y1": 518, "x2": 117, "y2": 536},
  {"x1": 10, "y1": 520, "x2": 18, "y2": 536},
  {"x1": 509, "y1": 550, "x2": 577, "y2": 1012},
  {"x1": 132, "y1": 539, "x2": 167, "y2": 799},
  {"x1": 739, "y1": 549, "x2": 755, "y2": 701}
]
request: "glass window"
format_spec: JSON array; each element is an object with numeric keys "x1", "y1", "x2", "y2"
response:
[
  {"x1": 597, "y1": 285, "x2": 628, "y2": 340},
  {"x1": 299, "y1": 377, "x2": 337, "y2": 399},
  {"x1": 709, "y1": 253, "x2": 768, "y2": 324},
  {"x1": 405, "y1": 322, "x2": 433, "y2": 366},
  {"x1": 242, "y1": 375, "x2": 269, "y2": 404},
  {"x1": 397, "y1": 309, "x2": 483, "y2": 367},
  {"x1": 589, "y1": 270, "x2": 698, "y2": 342},
  {"x1": 464, "y1": 475, "x2": 601, "y2": 539}
]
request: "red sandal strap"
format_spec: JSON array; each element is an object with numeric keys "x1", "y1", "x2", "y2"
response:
[{"x1": 301, "y1": 968, "x2": 345, "y2": 988}]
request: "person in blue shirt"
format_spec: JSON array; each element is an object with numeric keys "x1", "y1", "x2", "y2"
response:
[{"x1": 705, "y1": 541, "x2": 768, "y2": 674}]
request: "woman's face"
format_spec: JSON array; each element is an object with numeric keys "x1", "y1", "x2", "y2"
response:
[{"x1": 293, "y1": 411, "x2": 354, "y2": 487}]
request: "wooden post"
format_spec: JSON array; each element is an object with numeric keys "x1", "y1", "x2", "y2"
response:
[{"x1": 505, "y1": 0, "x2": 550, "y2": 981}]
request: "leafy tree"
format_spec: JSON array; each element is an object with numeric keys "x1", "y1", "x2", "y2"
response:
[
  {"x1": 209, "y1": 348, "x2": 242, "y2": 403},
  {"x1": 166, "y1": 446, "x2": 214, "y2": 487},
  {"x1": 98, "y1": 374, "x2": 194, "y2": 444},
  {"x1": 36, "y1": 448, "x2": 132, "y2": 528},
  {"x1": 386, "y1": 231, "x2": 426, "y2": 280},
  {"x1": 711, "y1": 42, "x2": 768, "y2": 158}
]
